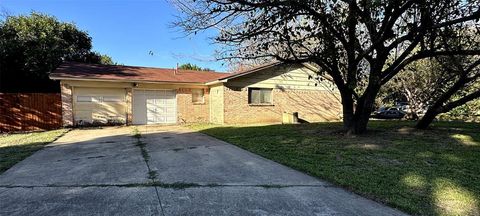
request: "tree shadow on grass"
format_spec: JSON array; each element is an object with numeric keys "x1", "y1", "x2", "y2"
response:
[
  {"x1": 0, "y1": 142, "x2": 50, "y2": 173},
  {"x1": 0, "y1": 130, "x2": 67, "y2": 174}
]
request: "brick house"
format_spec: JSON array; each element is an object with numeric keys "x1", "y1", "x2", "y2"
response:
[{"x1": 50, "y1": 62, "x2": 342, "y2": 126}]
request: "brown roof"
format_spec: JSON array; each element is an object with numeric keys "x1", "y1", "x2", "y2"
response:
[{"x1": 50, "y1": 62, "x2": 229, "y2": 84}]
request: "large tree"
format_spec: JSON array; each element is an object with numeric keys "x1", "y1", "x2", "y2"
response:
[
  {"x1": 173, "y1": 0, "x2": 480, "y2": 134},
  {"x1": 0, "y1": 12, "x2": 114, "y2": 92}
]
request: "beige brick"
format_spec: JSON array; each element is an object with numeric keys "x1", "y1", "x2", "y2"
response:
[
  {"x1": 176, "y1": 88, "x2": 210, "y2": 124},
  {"x1": 223, "y1": 87, "x2": 342, "y2": 124},
  {"x1": 60, "y1": 82, "x2": 73, "y2": 127}
]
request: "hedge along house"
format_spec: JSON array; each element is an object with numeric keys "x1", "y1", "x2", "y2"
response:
[{"x1": 50, "y1": 62, "x2": 342, "y2": 126}]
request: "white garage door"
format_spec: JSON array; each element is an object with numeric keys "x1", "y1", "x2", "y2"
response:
[
  {"x1": 133, "y1": 90, "x2": 177, "y2": 124},
  {"x1": 73, "y1": 87, "x2": 127, "y2": 125}
]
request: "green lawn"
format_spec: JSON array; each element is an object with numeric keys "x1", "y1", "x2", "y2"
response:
[
  {"x1": 0, "y1": 129, "x2": 68, "y2": 174},
  {"x1": 189, "y1": 121, "x2": 480, "y2": 216}
]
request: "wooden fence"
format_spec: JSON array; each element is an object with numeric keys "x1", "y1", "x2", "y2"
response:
[{"x1": 0, "y1": 93, "x2": 62, "y2": 132}]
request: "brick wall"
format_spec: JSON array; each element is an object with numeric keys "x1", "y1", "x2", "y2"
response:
[
  {"x1": 60, "y1": 81, "x2": 340, "y2": 126},
  {"x1": 176, "y1": 88, "x2": 210, "y2": 124},
  {"x1": 223, "y1": 86, "x2": 342, "y2": 124},
  {"x1": 60, "y1": 82, "x2": 73, "y2": 126}
]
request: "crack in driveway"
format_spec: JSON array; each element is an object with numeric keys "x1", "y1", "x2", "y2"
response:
[{"x1": 132, "y1": 127, "x2": 165, "y2": 216}]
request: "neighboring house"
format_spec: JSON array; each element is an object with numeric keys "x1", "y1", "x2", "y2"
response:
[{"x1": 50, "y1": 62, "x2": 342, "y2": 126}]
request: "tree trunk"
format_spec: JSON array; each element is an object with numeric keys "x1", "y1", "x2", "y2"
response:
[
  {"x1": 416, "y1": 90, "x2": 480, "y2": 129},
  {"x1": 342, "y1": 109, "x2": 372, "y2": 134},
  {"x1": 355, "y1": 109, "x2": 372, "y2": 133},
  {"x1": 415, "y1": 109, "x2": 438, "y2": 129},
  {"x1": 341, "y1": 87, "x2": 378, "y2": 134},
  {"x1": 351, "y1": 95, "x2": 376, "y2": 134},
  {"x1": 340, "y1": 90, "x2": 355, "y2": 130}
]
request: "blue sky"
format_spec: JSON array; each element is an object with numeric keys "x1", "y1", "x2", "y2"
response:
[{"x1": 0, "y1": 0, "x2": 227, "y2": 71}]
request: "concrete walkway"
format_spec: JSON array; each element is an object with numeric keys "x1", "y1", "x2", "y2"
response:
[{"x1": 0, "y1": 126, "x2": 408, "y2": 216}]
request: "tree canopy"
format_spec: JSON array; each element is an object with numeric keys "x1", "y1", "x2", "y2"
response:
[
  {"x1": 178, "y1": 63, "x2": 213, "y2": 71},
  {"x1": 0, "y1": 12, "x2": 115, "y2": 92},
  {"x1": 174, "y1": 0, "x2": 480, "y2": 133}
]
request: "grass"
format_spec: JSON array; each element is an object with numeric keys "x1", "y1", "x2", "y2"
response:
[
  {"x1": 0, "y1": 129, "x2": 68, "y2": 174},
  {"x1": 189, "y1": 121, "x2": 480, "y2": 216}
]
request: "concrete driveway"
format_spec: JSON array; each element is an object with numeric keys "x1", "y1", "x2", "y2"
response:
[{"x1": 0, "y1": 126, "x2": 407, "y2": 216}]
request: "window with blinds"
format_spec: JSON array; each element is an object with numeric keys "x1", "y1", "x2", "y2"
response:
[
  {"x1": 248, "y1": 88, "x2": 272, "y2": 104},
  {"x1": 192, "y1": 89, "x2": 204, "y2": 103}
]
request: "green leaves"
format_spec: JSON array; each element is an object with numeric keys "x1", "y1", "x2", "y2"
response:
[
  {"x1": 178, "y1": 63, "x2": 212, "y2": 71},
  {"x1": 0, "y1": 12, "x2": 114, "y2": 92}
]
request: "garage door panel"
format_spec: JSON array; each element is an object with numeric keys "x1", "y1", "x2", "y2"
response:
[
  {"x1": 95, "y1": 107, "x2": 125, "y2": 118},
  {"x1": 165, "y1": 100, "x2": 175, "y2": 105},
  {"x1": 166, "y1": 116, "x2": 176, "y2": 122},
  {"x1": 99, "y1": 103, "x2": 125, "y2": 111},
  {"x1": 75, "y1": 111, "x2": 93, "y2": 122},
  {"x1": 165, "y1": 107, "x2": 175, "y2": 114},
  {"x1": 75, "y1": 103, "x2": 97, "y2": 110},
  {"x1": 75, "y1": 88, "x2": 126, "y2": 96},
  {"x1": 73, "y1": 87, "x2": 127, "y2": 125},
  {"x1": 157, "y1": 116, "x2": 166, "y2": 123},
  {"x1": 133, "y1": 90, "x2": 177, "y2": 125},
  {"x1": 165, "y1": 90, "x2": 175, "y2": 95}
]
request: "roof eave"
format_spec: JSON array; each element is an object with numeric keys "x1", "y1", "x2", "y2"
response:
[
  {"x1": 49, "y1": 76, "x2": 208, "y2": 86},
  {"x1": 205, "y1": 79, "x2": 228, "y2": 86},
  {"x1": 301, "y1": 62, "x2": 319, "y2": 72}
]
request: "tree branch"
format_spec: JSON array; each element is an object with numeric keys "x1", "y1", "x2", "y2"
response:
[
  {"x1": 381, "y1": 50, "x2": 480, "y2": 85},
  {"x1": 442, "y1": 90, "x2": 480, "y2": 113}
]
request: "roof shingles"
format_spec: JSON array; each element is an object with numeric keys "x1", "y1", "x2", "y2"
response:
[{"x1": 50, "y1": 62, "x2": 229, "y2": 84}]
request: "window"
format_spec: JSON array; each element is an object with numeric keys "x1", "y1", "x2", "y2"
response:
[
  {"x1": 248, "y1": 88, "x2": 272, "y2": 104},
  {"x1": 77, "y1": 96, "x2": 122, "y2": 103},
  {"x1": 103, "y1": 96, "x2": 124, "y2": 102},
  {"x1": 77, "y1": 96, "x2": 92, "y2": 102},
  {"x1": 192, "y1": 89, "x2": 204, "y2": 103},
  {"x1": 92, "y1": 96, "x2": 102, "y2": 102}
]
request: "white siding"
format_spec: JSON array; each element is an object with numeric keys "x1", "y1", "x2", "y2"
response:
[{"x1": 226, "y1": 64, "x2": 336, "y2": 91}]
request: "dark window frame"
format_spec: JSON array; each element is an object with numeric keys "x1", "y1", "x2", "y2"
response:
[{"x1": 248, "y1": 88, "x2": 273, "y2": 105}]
